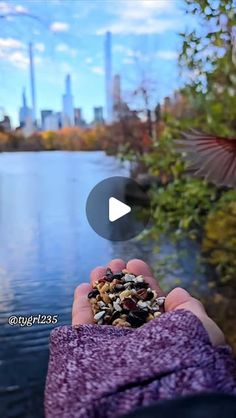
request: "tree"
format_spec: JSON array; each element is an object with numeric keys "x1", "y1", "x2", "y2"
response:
[{"x1": 179, "y1": 0, "x2": 236, "y2": 135}]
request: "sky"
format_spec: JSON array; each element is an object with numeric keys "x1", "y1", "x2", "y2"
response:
[{"x1": 0, "y1": 0, "x2": 196, "y2": 127}]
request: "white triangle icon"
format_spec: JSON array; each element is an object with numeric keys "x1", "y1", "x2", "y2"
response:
[{"x1": 109, "y1": 197, "x2": 131, "y2": 222}]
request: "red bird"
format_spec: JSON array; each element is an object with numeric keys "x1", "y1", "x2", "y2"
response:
[{"x1": 176, "y1": 130, "x2": 236, "y2": 188}]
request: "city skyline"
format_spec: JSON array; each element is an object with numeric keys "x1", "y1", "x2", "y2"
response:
[
  {"x1": 20, "y1": 70, "x2": 107, "y2": 132},
  {"x1": 18, "y1": 34, "x2": 119, "y2": 133},
  {"x1": 0, "y1": 0, "x2": 196, "y2": 127},
  {"x1": 19, "y1": 33, "x2": 115, "y2": 131}
]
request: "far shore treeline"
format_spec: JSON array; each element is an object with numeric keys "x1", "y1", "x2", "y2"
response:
[{"x1": 0, "y1": 117, "x2": 156, "y2": 154}]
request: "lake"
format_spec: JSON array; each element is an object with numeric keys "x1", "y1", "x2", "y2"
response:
[{"x1": 0, "y1": 151, "x2": 168, "y2": 418}]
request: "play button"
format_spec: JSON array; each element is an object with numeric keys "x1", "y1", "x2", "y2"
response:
[
  {"x1": 86, "y1": 176, "x2": 151, "y2": 241},
  {"x1": 109, "y1": 197, "x2": 131, "y2": 222}
]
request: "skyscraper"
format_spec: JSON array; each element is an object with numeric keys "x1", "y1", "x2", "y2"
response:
[
  {"x1": 104, "y1": 31, "x2": 113, "y2": 123},
  {"x1": 19, "y1": 88, "x2": 32, "y2": 127},
  {"x1": 74, "y1": 108, "x2": 85, "y2": 127},
  {"x1": 29, "y1": 43, "x2": 36, "y2": 124},
  {"x1": 19, "y1": 88, "x2": 34, "y2": 136},
  {"x1": 113, "y1": 74, "x2": 122, "y2": 120},
  {"x1": 41, "y1": 110, "x2": 53, "y2": 130},
  {"x1": 62, "y1": 74, "x2": 75, "y2": 127},
  {"x1": 93, "y1": 107, "x2": 104, "y2": 124}
]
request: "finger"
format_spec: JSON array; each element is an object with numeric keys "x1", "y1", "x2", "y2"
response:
[
  {"x1": 72, "y1": 283, "x2": 94, "y2": 325},
  {"x1": 90, "y1": 266, "x2": 106, "y2": 285},
  {"x1": 127, "y1": 259, "x2": 162, "y2": 293},
  {"x1": 165, "y1": 287, "x2": 225, "y2": 346},
  {"x1": 165, "y1": 287, "x2": 193, "y2": 311},
  {"x1": 107, "y1": 258, "x2": 126, "y2": 273},
  {"x1": 127, "y1": 259, "x2": 152, "y2": 276},
  {"x1": 165, "y1": 287, "x2": 207, "y2": 317}
]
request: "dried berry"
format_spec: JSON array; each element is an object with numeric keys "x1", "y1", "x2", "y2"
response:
[
  {"x1": 122, "y1": 297, "x2": 137, "y2": 311},
  {"x1": 98, "y1": 276, "x2": 107, "y2": 283},
  {"x1": 132, "y1": 309, "x2": 149, "y2": 321},
  {"x1": 136, "y1": 289, "x2": 148, "y2": 300},
  {"x1": 113, "y1": 272, "x2": 125, "y2": 279},
  {"x1": 127, "y1": 313, "x2": 143, "y2": 327},
  {"x1": 87, "y1": 289, "x2": 99, "y2": 299},
  {"x1": 109, "y1": 310, "x2": 121, "y2": 324},
  {"x1": 105, "y1": 267, "x2": 113, "y2": 281},
  {"x1": 134, "y1": 282, "x2": 149, "y2": 289},
  {"x1": 113, "y1": 284, "x2": 125, "y2": 292},
  {"x1": 146, "y1": 291, "x2": 154, "y2": 301}
]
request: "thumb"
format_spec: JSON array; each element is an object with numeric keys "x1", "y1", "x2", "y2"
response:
[
  {"x1": 165, "y1": 287, "x2": 225, "y2": 346},
  {"x1": 72, "y1": 283, "x2": 94, "y2": 325}
]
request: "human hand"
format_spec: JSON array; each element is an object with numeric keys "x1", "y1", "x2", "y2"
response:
[{"x1": 72, "y1": 258, "x2": 225, "y2": 346}]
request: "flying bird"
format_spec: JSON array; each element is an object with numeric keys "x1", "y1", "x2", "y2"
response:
[{"x1": 175, "y1": 130, "x2": 236, "y2": 188}]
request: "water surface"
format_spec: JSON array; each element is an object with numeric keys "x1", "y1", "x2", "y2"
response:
[{"x1": 0, "y1": 151, "x2": 160, "y2": 418}]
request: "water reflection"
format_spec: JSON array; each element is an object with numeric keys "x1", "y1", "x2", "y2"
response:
[{"x1": 0, "y1": 151, "x2": 159, "y2": 418}]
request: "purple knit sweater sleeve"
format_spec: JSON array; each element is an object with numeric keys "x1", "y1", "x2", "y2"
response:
[{"x1": 45, "y1": 309, "x2": 236, "y2": 418}]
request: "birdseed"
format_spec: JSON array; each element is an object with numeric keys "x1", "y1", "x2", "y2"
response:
[{"x1": 88, "y1": 268, "x2": 166, "y2": 327}]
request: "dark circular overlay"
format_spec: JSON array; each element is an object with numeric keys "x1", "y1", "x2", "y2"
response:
[{"x1": 86, "y1": 176, "x2": 151, "y2": 241}]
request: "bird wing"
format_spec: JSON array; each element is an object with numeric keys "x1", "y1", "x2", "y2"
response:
[{"x1": 175, "y1": 130, "x2": 236, "y2": 188}]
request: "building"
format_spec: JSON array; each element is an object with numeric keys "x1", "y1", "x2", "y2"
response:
[
  {"x1": 104, "y1": 31, "x2": 113, "y2": 123},
  {"x1": 19, "y1": 88, "x2": 33, "y2": 127},
  {"x1": 19, "y1": 88, "x2": 34, "y2": 136},
  {"x1": 41, "y1": 110, "x2": 61, "y2": 131},
  {"x1": 74, "y1": 108, "x2": 85, "y2": 127},
  {"x1": 113, "y1": 74, "x2": 122, "y2": 121},
  {"x1": 0, "y1": 115, "x2": 11, "y2": 132},
  {"x1": 161, "y1": 92, "x2": 191, "y2": 119},
  {"x1": 44, "y1": 113, "x2": 60, "y2": 131},
  {"x1": 93, "y1": 107, "x2": 104, "y2": 124},
  {"x1": 41, "y1": 110, "x2": 53, "y2": 130},
  {"x1": 62, "y1": 74, "x2": 75, "y2": 127},
  {"x1": 56, "y1": 112, "x2": 63, "y2": 129},
  {"x1": 162, "y1": 96, "x2": 171, "y2": 114}
]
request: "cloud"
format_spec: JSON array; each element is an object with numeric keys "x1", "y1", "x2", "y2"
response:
[
  {"x1": 85, "y1": 57, "x2": 93, "y2": 64},
  {"x1": 123, "y1": 57, "x2": 135, "y2": 65},
  {"x1": 0, "y1": 50, "x2": 28, "y2": 69},
  {"x1": 0, "y1": 2, "x2": 28, "y2": 13},
  {"x1": 35, "y1": 42, "x2": 45, "y2": 52},
  {"x1": 115, "y1": 0, "x2": 177, "y2": 20},
  {"x1": 60, "y1": 61, "x2": 73, "y2": 74},
  {"x1": 0, "y1": 1, "x2": 11, "y2": 13},
  {"x1": 50, "y1": 22, "x2": 70, "y2": 32},
  {"x1": 0, "y1": 36, "x2": 27, "y2": 69},
  {"x1": 56, "y1": 43, "x2": 77, "y2": 57},
  {"x1": 156, "y1": 50, "x2": 178, "y2": 60},
  {"x1": 97, "y1": 0, "x2": 180, "y2": 35},
  {"x1": 97, "y1": 18, "x2": 180, "y2": 35},
  {"x1": 0, "y1": 37, "x2": 42, "y2": 69},
  {"x1": 115, "y1": 44, "x2": 178, "y2": 62},
  {"x1": 0, "y1": 37, "x2": 24, "y2": 49},
  {"x1": 15, "y1": 5, "x2": 28, "y2": 13},
  {"x1": 0, "y1": 50, "x2": 42, "y2": 69},
  {"x1": 91, "y1": 66, "x2": 104, "y2": 75}
]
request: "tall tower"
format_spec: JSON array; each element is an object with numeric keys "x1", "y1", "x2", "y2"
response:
[
  {"x1": 19, "y1": 87, "x2": 32, "y2": 126},
  {"x1": 62, "y1": 74, "x2": 74, "y2": 127},
  {"x1": 22, "y1": 88, "x2": 27, "y2": 108},
  {"x1": 113, "y1": 74, "x2": 121, "y2": 120},
  {"x1": 105, "y1": 31, "x2": 113, "y2": 123},
  {"x1": 29, "y1": 43, "x2": 36, "y2": 124}
]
